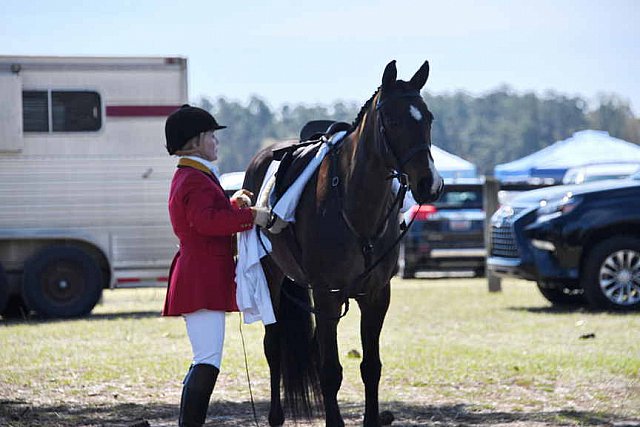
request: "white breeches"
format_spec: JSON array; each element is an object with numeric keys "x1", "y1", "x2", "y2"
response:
[{"x1": 183, "y1": 309, "x2": 225, "y2": 369}]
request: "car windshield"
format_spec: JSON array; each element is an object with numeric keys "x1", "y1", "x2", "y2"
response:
[
  {"x1": 582, "y1": 173, "x2": 634, "y2": 183},
  {"x1": 434, "y1": 188, "x2": 483, "y2": 209}
]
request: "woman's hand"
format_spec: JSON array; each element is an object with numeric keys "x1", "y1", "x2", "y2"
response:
[
  {"x1": 251, "y1": 207, "x2": 271, "y2": 227},
  {"x1": 250, "y1": 207, "x2": 288, "y2": 234},
  {"x1": 231, "y1": 189, "x2": 254, "y2": 208}
]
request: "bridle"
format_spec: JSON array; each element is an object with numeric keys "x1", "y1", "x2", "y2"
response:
[
  {"x1": 278, "y1": 89, "x2": 438, "y2": 320},
  {"x1": 331, "y1": 89, "x2": 434, "y2": 246},
  {"x1": 375, "y1": 89, "x2": 434, "y2": 174},
  {"x1": 324, "y1": 90, "x2": 434, "y2": 296}
]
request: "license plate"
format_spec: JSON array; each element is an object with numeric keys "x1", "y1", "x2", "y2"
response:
[{"x1": 449, "y1": 220, "x2": 471, "y2": 231}]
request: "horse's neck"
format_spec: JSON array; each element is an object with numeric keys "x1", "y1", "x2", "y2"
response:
[{"x1": 342, "y1": 124, "x2": 392, "y2": 237}]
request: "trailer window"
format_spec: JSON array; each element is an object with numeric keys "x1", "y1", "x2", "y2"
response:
[
  {"x1": 22, "y1": 90, "x2": 102, "y2": 132},
  {"x1": 23, "y1": 91, "x2": 49, "y2": 132},
  {"x1": 52, "y1": 91, "x2": 101, "y2": 132}
]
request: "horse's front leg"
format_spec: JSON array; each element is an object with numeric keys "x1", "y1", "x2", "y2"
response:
[
  {"x1": 357, "y1": 283, "x2": 391, "y2": 427},
  {"x1": 315, "y1": 294, "x2": 345, "y2": 427},
  {"x1": 264, "y1": 323, "x2": 284, "y2": 426}
]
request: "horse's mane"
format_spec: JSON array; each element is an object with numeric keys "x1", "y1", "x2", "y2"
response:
[{"x1": 350, "y1": 87, "x2": 380, "y2": 132}]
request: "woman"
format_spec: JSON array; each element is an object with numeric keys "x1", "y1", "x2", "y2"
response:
[{"x1": 162, "y1": 104, "x2": 272, "y2": 426}]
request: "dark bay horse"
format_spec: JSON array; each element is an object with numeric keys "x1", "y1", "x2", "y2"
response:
[{"x1": 243, "y1": 60, "x2": 443, "y2": 427}]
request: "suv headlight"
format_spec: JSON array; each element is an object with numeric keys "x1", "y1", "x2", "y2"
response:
[{"x1": 536, "y1": 193, "x2": 581, "y2": 223}]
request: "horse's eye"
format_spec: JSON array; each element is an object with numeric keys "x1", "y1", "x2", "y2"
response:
[{"x1": 386, "y1": 117, "x2": 401, "y2": 128}]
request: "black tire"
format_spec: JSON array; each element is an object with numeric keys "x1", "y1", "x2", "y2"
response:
[
  {"x1": 582, "y1": 237, "x2": 640, "y2": 311},
  {"x1": 536, "y1": 281, "x2": 585, "y2": 306},
  {"x1": 397, "y1": 243, "x2": 415, "y2": 279},
  {"x1": 2, "y1": 295, "x2": 29, "y2": 319},
  {"x1": 0, "y1": 263, "x2": 8, "y2": 315},
  {"x1": 400, "y1": 266, "x2": 415, "y2": 279},
  {"x1": 22, "y1": 246, "x2": 103, "y2": 318}
]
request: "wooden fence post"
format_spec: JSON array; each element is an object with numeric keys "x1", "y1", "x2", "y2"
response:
[{"x1": 483, "y1": 176, "x2": 502, "y2": 292}]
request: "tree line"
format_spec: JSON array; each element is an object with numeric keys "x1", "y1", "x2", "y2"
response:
[{"x1": 199, "y1": 88, "x2": 640, "y2": 175}]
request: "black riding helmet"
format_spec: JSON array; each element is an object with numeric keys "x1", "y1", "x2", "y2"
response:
[{"x1": 165, "y1": 104, "x2": 226, "y2": 155}]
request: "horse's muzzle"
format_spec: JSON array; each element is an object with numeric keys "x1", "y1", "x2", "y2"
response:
[{"x1": 415, "y1": 175, "x2": 444, "y2": 204}]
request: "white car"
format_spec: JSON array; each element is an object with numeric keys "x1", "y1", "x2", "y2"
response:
[
  {"x1": 562, "y1": 163, "x2": 640, "y2": 184},
  {"x1": 219, "y1": 171, "x2": 246, "y2": 197}
]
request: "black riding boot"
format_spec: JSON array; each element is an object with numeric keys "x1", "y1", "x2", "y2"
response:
[{"x1": 179, "y1": 363, "x2": 219, "y2": 427}]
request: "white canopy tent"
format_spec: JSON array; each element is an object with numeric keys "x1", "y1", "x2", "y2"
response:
[{"x1": 432, "y1": 145, "x2": 478, "y2": 180}]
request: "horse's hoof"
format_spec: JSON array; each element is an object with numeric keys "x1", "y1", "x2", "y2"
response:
[
  {"x1": 380, "y1": 410, "x2": 394, "y2": 425},
  {"x1": 268, "y1": 412, "x2": 284, "y2": 426}
]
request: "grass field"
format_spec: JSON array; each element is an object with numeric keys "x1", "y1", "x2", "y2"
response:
[{"x1": 1, "y1": 277, "x2": 639, "y2": 427}]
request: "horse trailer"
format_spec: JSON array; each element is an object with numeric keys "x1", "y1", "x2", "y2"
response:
[{"x1": 0, "y1": 55, "x2": 187, "y2": 318}]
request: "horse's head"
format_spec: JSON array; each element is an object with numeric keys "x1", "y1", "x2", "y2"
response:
[{"x1": 374, "y1": 60, "x2": 444, "y2": 204}]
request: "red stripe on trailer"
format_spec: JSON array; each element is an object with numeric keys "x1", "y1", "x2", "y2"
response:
[
  {"x1": 157, "y1": 277, "x2": 168, "y2": 282},
  {"x1": 106, "y1": 105, "x2": 181, "y2": 117},
  {"x1": 117, "y1": 277, "x2": 141, "y2": 283}
]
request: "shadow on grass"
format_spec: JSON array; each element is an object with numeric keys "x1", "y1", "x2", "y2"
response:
[
  {"x1": 2, "y1": 399, "x2": 638, "y2": 427},
  {"x1": 507, "y1": 305, "x2": 640, "y2": 316},
  {"x1": 0, "y1": 310, "x2": 161, "y2": 326},
  {"x1": 506, "y1": 305, "x2": 589, "y2": 315}
]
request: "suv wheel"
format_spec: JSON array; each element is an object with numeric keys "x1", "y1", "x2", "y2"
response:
[
  {"x1": 582, "y1": 237, "x2": 640, "y2": 310},
  {"x1": 536, "y1": 281, "x2": 584, "y2": 306}
]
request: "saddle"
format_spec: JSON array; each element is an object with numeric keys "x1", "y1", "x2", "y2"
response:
[
  {"x1": 264, "y1": 120, "x2": 351, "y2": 286},
  {"x1": 271, "y1": 120, "x2": 351, "y2": 204}
]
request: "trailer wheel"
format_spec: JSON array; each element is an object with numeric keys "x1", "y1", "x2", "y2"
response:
[
  {"x1": 23, "y1": 246, "x2": 103, "y2": 318},
  {"x1": 0, "y1": 263, "x2": 9, "y2": 315}
]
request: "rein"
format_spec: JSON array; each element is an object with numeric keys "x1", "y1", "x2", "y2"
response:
[
  {"x1": 269, "y1": 89, "x2": 435, "y2": 321},
  {"x1": 328, "y1": 139, "x2": 408, "y2": 269},
  {"x1": 281, "y1": 90, "x2": 432, "y2": 319},
  {"x1": 333, "y1": 89, "x2": 427, "y2": 270}
]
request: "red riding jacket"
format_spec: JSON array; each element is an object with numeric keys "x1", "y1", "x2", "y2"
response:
[{"x1": 162, "y1": 158, "x2": 254, "y2": 316}]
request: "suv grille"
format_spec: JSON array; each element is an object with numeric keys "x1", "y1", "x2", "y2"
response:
[{"x1": 490, "y1": 207, "x2": 526, "y2": 258}]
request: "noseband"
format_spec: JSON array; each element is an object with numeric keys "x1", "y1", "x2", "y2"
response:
[{"x1": 375, "y1": 90, "x2": 433, "y2": 174}]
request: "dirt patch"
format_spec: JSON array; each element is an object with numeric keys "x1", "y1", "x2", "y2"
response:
[{"x1": 2, "y1": 397, "x2": 640, "y2": 427}]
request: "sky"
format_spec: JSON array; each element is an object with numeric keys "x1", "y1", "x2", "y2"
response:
[{"x1": 2, "y1": 0, "x2": 639, "y2": 113}]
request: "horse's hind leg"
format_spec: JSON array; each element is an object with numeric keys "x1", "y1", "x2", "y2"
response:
[
  {"x1": 262, "y1": 259, "x2": 285, "y2": 426},
  {"x1": 314, "y1": 295, "x2": 345, "y2": 427},
  {"x1": 357, "y1": 283, "x2": 391, "y2": 427},
  {"x1": 264, "y1": 323, "x2": 284, "y2": 426}
]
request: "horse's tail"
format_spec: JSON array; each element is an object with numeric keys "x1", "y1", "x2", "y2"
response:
[{"x1": 279, "y1": 277, "x2": 323, "y2": 420}]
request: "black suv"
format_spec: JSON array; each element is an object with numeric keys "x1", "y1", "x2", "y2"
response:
[
  {"x1": 487, "y1": 173, "x2": 640, "y2": 310},
  {"x1": 398, "y1": 179, "x2": 485, "y2": 278}
]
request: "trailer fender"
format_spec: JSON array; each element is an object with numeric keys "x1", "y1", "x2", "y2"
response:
[{"x1": 0, "y1": 262, "x2": 8, "y2": 314}]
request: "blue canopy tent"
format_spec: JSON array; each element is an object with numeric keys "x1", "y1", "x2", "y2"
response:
[
  {"x1": 432, "y1": 145, "x2": 478, "y2": 180},
  {"x1": 494, "y1": 130, "x2": 640, "y2": 183}
]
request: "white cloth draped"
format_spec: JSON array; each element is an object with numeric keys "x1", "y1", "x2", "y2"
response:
[
  {"x1": 235, "y1": 132, "x2": 346, "y2": 325},
  {"x1": 234, "y1": 131, "x2": 412, "y2": 324}
]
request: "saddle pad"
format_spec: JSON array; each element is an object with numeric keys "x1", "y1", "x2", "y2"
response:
[{"x1": 272, "y1": 140, "x2": 324, "y2": 205}]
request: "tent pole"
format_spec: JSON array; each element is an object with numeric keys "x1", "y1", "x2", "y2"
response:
[{"x1": 483, "y1": 176, "x2": 502, "y2": 292}]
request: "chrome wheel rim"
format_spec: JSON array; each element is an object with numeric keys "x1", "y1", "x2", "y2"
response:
[{"x1": 599, "y1": 249, "x2": 640, "y2": 306}]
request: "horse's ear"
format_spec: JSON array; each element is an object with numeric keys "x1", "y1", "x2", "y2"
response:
[
  {"x1": 409, "y1": 60, "x2": 430, "y2": 90},
  {"x1": 382, "y1": 60, "x2": 397, "y2": 89}
]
